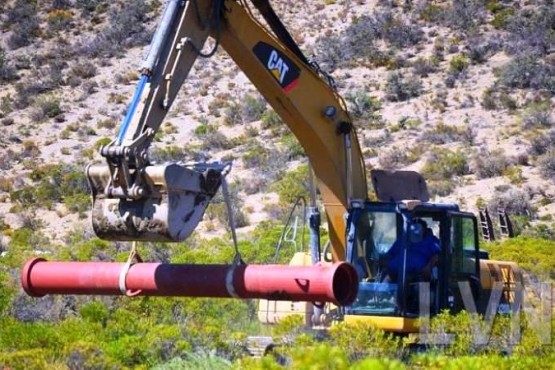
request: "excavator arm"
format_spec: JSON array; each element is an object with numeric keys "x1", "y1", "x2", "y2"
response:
[{"x1": 88, "y1": 0, "x2": 368, "y2": 260}]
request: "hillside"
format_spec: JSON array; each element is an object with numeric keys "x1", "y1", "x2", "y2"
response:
[
  {"x1": 1, "y1": 0, "x2": 555, "y2": 245},
  {"x1": 1, "y1": 1, "x2": 555, "y2": 368}
]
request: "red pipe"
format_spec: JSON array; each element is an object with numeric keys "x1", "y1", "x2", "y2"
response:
[{"x1": 21, "y1": 258, "x2": 358, "y2": 306}]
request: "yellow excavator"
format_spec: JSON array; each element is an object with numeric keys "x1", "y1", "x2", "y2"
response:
[{"x1": 27, "y1": 0, "x2": 523, "y2": 334}]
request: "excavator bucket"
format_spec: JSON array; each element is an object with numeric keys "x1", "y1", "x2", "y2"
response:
[{"x1": 87, "y1": 163, "x2": 224, "y2": 242}]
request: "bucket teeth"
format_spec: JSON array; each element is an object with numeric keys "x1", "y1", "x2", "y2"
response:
[{"x1": 87, "y1": 163, "x2": 223, "y2": 242}]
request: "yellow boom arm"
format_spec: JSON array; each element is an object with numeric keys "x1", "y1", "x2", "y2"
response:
[{"x1": 89, "y1": 0, "x2": 367, "y2": 260}]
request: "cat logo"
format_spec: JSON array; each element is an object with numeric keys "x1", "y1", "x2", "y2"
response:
[
  {"x1": 267, "y1": 50, "x2": 289, "y2": 84},
  {"x1": 253, "y1": 42, "x2": 300, "y2": 93}
]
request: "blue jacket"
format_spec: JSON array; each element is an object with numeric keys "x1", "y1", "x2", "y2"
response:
[{"x1": 386, "y1": 229, "x2": 441, "y2": 277}]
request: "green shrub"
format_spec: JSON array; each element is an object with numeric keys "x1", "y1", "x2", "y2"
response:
[
  {"x1": 31, "y1": 94, "x2": 62, "y2": 121},
  {"x1": 69, "y1": 61, "x2": 97, "y2": 80},
  {"x1": 270, "y1": 164, "x2": 309, "y2": 205},
  {"x1": 93, "y1": 137, "x2": 112, "y2": 151},
  {"x1": 242, "y1": 94, "x2": 267, "y2": 123},
  {"x1": 0, "y1": 348, "x2": 50, "y2": 369},
  {"x1": 5, "y1": 0, "x2": 39, "y2": 49},
  {"x1": 329, "y1": 322, "x2": 407, "y2": 360},
  {"x1": 345, "y1": 92, "x2": 382, "y2": 122},
  {"x1": 419, "y1": 4, "x2": 443, "y2": 23},
  {"x1": 0, "y1": 47, "x2": 17, "y2": 82},
  {"x1": 487, "y1": 236, "x2": 555, "y2": 279},
  {"x1": 384, "y1": 72, "x2": 422, "y2": 102},
  {"x1": 481, "y1": 87, "x2": 517, "y2": 111},
  {"x1": 46, "y1": 9, "x2": 73, "y2": 31},
  {"x1": 242, "y1": 144, "x2": 270, "y2": 169},
  {"x1": 487, "y1": 187, "x2": 533, "y2": 219},
  {"x1": 419, "y1": 122, "x2": 475, "y2": 145},
  {"x1": 280, "y1": 133, "x2": 304, "y2": 160},
  {"x1": 260, "y1": 109, "x2": 282, "y2": 130},
  {"x1": 521, "y1": 101, "x2": 553, "y2": 129},
  {"x1": 442, "y1": 1, "x2": 486, "y2": 31},
  {"x1": 411, "y1": 57, "x2": 439, "y2": 77},
  {"x1": 490, "y1": 7, "x2": 515, "y2": 29},
  {"x1": 505, "y1": 5, "x2": 555, "y2": 56},
  {"x1": 538, "y1": 150, "x2": 555, "y2": 180},
  {"x1": 10, "y1": 164, "x2": 89, "y2": 210},
  {"x1": 79, "y1": 1, "x2": 151, "y2": 58},
  {"x1": 472, "y1": 149, "x2": 509, "y2": 178},
  {"x1": 97, "y1": 118, "x2": 117, "y2": 129},
  {"x1": 449, "y1": 55, "x2": 470, "y2": 74},
  {"x1": 496, "y1": 56, "x2": 555, "y2": 93},
  {"x1": 152, "y1": 352, "x2": 231, "y2": 370},
  {"x1": 422, "y1": 148, "x2": 470, "y2": 181},
  {"x1": 378, "y1": 147, "x2": 410, "y2": 170},
  {"x1": 150, "y1": 145, "x2": 189, "y2": 163}
]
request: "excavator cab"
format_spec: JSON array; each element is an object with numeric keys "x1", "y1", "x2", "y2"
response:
[
  {"x1": 344, "y1": 201, "x2": 478, "y2": 329},
  {"x1": 343, "y1": 170, "x2": 523, "y2": 332}
]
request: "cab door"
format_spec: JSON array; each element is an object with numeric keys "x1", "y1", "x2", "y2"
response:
[{"x1": 442, "y1": 212, "x2": 481, "y2": 313}]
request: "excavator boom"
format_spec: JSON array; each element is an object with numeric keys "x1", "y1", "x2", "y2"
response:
[{"x1": 88, "y1": 0, "x2": 367, "y2": 258}]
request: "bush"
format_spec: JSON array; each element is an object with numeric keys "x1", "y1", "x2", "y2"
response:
[
  {"x1": 505, "y1": 6, "x2": 555, "y2": 56},
  {"x1": 472, "y1": 148, "x2": 509, "y2": 178},
  {"x1": 487, "y1": 236, "x2": 555, "y2": 279},
  {"x1": 0, "y1": 47, "x2": 18, "y2": 82},
  {"x1": 344, "y1": 92, "x2": 382, "y2": 122},
  {"x1": 384, "y1": 72, "x2": 422, "y2": 102},
  {"x1": 96, "y1": 118, "x2": 117, "y2": 129},
  {"x1": 314, "y1": 34, "x2": 347, "y2": 72},
  {"x1": 418, "y1": 3, "x2": 444, "y2": 22},
  {"x1": 149, "y1": 145, "x2": 189, "y2": 163},
  {"x1": 411, "y1": 57, "x2": 438, "y2": 77},
  {"x1": 270, "y1": 164, "x2": 309, "y2": 205},
  {"x1": 77, "y1": 1, "x2": 151, "y2": 58},
  {"x1": 5, "y1": 0, "x2": 39, "y2": 49},
  {"x1": 427, "y1": 179, "x2": 455, "y2": 197},
  {"x1": 418, "y1": 122, "x2": 475, "y2": 145},
  {"x1": 280, "y1": 133, "x2": 304, "y2": 161},
  {"x1": 223, "y1": 101, "x2": 242, "y2": 126},
  {"x1": 10, "y1": 164, "x2": 90, "y2": 210},
  {"x1": 466, "y1": 37, "x2": 501, "y2": 64},
  {"x1": 378, "y1": 147, "x2": 410, "y2": 169},
  {"x1": 260, "y1": 109, "x2": 282, "y2": 130},
  {"x1": 316, "y1": 11, "x2": 422, "y2": 70},
  {"x1": 46, "y1": 9, "x2": 73, "y2": 32},
  {"x1": 481, "y1": 87, "x2": 518, "y2": 111},
  {"x1": 75, "y1": 0, "x2": 108, "y2": 13},
  {"x1": 496, "y1": 56, "x2": 555, "y2": 93},
  {"x1": 538, "y1": 150, "x2": 555, "y2": 180},
  {"x1": 379, "y1": 12, "x2": 424, "y2": 48},
  {"x1": 491, "y1": 7, "x2": 515, "y2": 29},
  {"x1": 69, "y1": 61, "x2": 98, "y2": 80},
  {"x1": 223, "y1": 94, "x2": 266, "y2": 125},
  {"x1": 421, "y1": 148, "x2": 470, "y2": 181},
  {"x1": 442, "y1": 0, "x2": 487, "y2": 31},
  {"x1": 487, "y1": 187, "x2": 533, "y2": 217},
  {"x1": 241, "y1": 94, "x2": 266, "y2": 123},
  {"x1": 521, "y1": 101, "x2": 553, "y2": 129},
  {"x1": 30, "y1": 94, "x2": 62, "y2": 122},
  {"x1": 449, "y1": 54, "x2": 470, "y2": 74},
  {"x1": 242, "y1": 144, "x2": 270, "y2": 169},
  {"x1": 528, "y1": 130, "x2": 555, "y2": 156}
]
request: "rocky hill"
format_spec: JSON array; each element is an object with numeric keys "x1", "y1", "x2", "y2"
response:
[{"x1": 1, "y1": 0, "x2": 555, "y2": 247}]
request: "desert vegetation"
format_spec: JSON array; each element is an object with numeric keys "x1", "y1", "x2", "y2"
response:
[{"x1": 1, "y1": 0, "x2": 555, "y2": 368}]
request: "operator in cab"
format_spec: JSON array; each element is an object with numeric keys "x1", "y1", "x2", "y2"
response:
[{"x1": 382, "y1": 219, "x2": 440, "y2": 283}]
